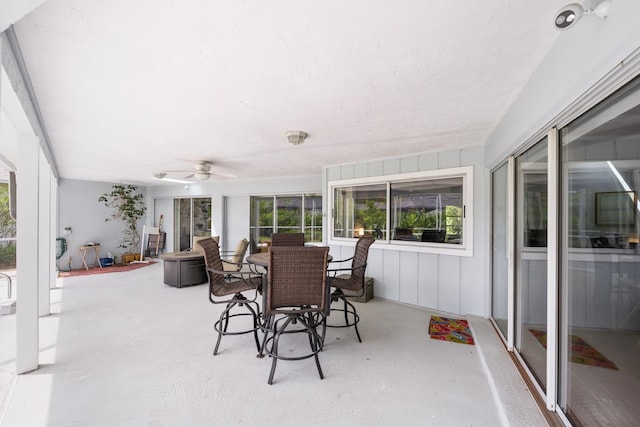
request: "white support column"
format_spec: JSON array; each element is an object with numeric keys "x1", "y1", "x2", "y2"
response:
[
  {"x1": 38, "y1": 147, "x2": 51, "y2": 316},
  {"x1": 16, "y1": 133, "x2": 40, "y2": 374},
  {"x1": 50, "y1": 171, "x2": 58, "y2": 289}
]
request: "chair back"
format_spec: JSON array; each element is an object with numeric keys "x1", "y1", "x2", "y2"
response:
[
  {"x1": 196, "y1": 237, "x2": 226, "y2": 296},
  {"x1": 192, "y1": 235, "x2": 219, "y2": 253},
  {"x1": 230, "y1": 238, "x2": 249, "y2": 263},
  {"x1": 267, "y1": 246, "x2": 329, "y2": 313},
  {"x1": 271, "y1": 232, "x2": 305, "y2": 247},
  {"x1": 340, "y1": 237, "x2": 375, "y2": 291}
]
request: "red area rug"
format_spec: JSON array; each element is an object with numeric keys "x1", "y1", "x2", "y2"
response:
[
  {"x1": 58, "y1": 261, "x2": 156, "y2": 277},
  {"x1": 529, "y1": 329, "x2": 618, "y2": 370},
  {"x1": 429, "y1": 316, "x2": 475, "y2": 345}
]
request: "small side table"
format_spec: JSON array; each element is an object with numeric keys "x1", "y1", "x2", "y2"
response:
[{"x1": 78, "y1": 244, "x2": 102, "y2": 270}]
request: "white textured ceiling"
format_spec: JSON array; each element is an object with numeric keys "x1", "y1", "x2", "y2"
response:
[{"x1": 9, "y1": 0, "x2": 563, "y2": 185}]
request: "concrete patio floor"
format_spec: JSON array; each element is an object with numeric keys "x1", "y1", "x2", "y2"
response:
[{"x1": 0, "y1": 262, "x2": 546, "y2": 426}]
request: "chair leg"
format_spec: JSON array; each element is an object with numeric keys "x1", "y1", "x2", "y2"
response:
[
  {"x1": 258, "y1": 315, "x2": 274, "y2": 358},
  {"x1": 266, "y1": 314, "x2": 324, "y2": 384},
  {"x1": 213, "y1": 297, "x2": 261, "y2": 355},
  {"x1": 213, "y1": 302, "x2": 236, "y2": 355},
  {"x1": 307, "y1": 319, "x2": 324, "y2": 379},
  {"x1": 327, "y1": 294, "x2": 362, "y2": 343},
  {"x1": 268, "y1": 315, "x2": 294, "y2": 385},
  {"x1": 342, "y1": 297, "x2": 362, "y2": 343}
]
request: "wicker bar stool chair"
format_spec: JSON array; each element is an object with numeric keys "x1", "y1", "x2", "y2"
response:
[
  {"x1": 326, "y1": 236, "x2": 374, "y2": 343},
  {"x1": 270, "y1": 232, "x2": 305, "y2": 247},
  {"x1": 262, "y1": 246, "x2": 329, "y2": 385},
  {"x1": 197, "y1": 237, "x2": 263, "y2": 355}
]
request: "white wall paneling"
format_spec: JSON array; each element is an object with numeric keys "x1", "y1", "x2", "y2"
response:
[
  {"x1": 398, "y1": 251, "x2": 418, "y2": 305},
  {"x1": 437, "y1": 255, "x2": 461, "y2": 314},
  {"x1": 417, "y1": 252, "x2": 438, "y2": 309},
  {"x1": 325, "y1": 146, "x2": 486, "y2": 316},
  {"x1": 381, "y1": 250, "x2": 400, "y2": 301}
]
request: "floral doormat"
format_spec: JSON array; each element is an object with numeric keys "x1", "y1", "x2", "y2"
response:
[
  {"x1": 428, "y1": 316, "x2": 475, "y2": 345},
  {"x1": 58, "y1": 261, "x2": 156, "y2": 277},
  {"x1": 529, "y1": 329, "x2": 618, "y2": 370}
]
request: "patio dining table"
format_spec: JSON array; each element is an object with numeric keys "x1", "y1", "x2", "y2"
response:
[{"x1": 246, "y1": 251, "x2": 333, "y2": 268}]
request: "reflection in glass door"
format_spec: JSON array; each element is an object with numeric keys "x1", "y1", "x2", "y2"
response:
[
  {"x1": 173, "y1": 197, "x2": 212, "y2": 251},
  {"x1": 491, "y1": 162, "x2": 509, "y2": 338},
  {"x1": 515, "y1": 138, "x2": 548, "y2": 390},
  {"x1": 560, "y1": 86, "x2": 640, "y2": 426}
]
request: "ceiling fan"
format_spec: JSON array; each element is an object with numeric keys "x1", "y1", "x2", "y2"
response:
[{"x1": 154, "y1": 160, "x2": 235, "y2": 182}]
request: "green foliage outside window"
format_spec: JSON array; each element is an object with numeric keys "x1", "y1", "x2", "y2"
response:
[
  {"x1": 0, "y1": 183, "x2": 17, "y2": 269},
  {"x1": 354, "y1": 200, "x2": 386, "y2": 236}
]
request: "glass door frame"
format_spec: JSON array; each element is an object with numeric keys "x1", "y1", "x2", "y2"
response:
[{"x1": 489, "y1": 129, "x2": 560, "y2": 412}]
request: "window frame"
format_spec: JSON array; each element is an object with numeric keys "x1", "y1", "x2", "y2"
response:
[
  {"x1": 249, "y1": 193, "x2": 324, "y2": 249},
  {"x1": 328, "y1": 166, "x2": 473, "y2": 256}
]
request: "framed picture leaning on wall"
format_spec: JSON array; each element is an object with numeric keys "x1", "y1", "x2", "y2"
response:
[{"x1": 595, "y1": 191, "x2": 637, "y2": 226}]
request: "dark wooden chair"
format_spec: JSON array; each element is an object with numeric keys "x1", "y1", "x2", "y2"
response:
[
  {"x1": 197, "y1": 237, "x2": 263, "y2": 355},
  {"x1": 327, "y1": 236, "x2": 375, "y2": 342},
  {"x1": 261, "y1": 246, "x2": 329, "y2": 385},
  {"x1": 270, "y1": 232, "x2": 305, "y2": 247}
]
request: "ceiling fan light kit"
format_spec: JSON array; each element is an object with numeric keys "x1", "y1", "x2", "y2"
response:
[
  {"x1": 285, "y1": 130, "x2": 308, "y2": 145},
  {"x1": 554, "y1": 0, "x2": 611, "y2": 31},
  {"x1": 193, "y1": 171, "x2": 210, "y2": 181}
]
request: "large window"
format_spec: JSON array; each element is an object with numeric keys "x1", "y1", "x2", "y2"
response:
[
  {"x1": 329, "y1": 167, "x2": 472, "y2": 255},
  {"x1": 249, "y1": 194, "x2": 323, "y2": 252}
]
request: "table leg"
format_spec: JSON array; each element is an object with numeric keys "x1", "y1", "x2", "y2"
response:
[
  {"x1": 94, "y1": 247, "x2": 103, "y2": 268},
  {"x1": 80, "y1": 248, "x2": 89, "y2": 270}
]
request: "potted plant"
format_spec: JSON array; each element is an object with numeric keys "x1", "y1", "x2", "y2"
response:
[{"x1": 99, "y1": 184, "x2": 147, "y2": 263}]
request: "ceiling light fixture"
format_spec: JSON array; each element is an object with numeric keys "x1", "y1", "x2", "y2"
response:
[
  {"x1": 193, "y1": 171, "x2": 211, "y2": 181},
  {"x1": 553, "y1": 1, "x2": 612, "y2": 31},
  {"x1": 285, "y1": 130, "x2": 308, "y2": 145}
]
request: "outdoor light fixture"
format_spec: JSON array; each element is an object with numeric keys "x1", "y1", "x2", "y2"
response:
[
  {"x1": 554, "y1": 1, "x2": 611, "y2": 31},
  {"x1": 285, "y1": 130, "x2": 308, "y2": 145}
]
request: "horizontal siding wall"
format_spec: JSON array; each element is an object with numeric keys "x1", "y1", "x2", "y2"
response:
[{"x1": 325, "y1": 146, "x2": 487, "y2": 317}]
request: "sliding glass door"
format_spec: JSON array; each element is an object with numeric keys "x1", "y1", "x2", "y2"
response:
[
  {"x1": 515, "y1": 138, "x2": 549, "y2": 390},
  {"x1": 559, "y1": 84, "x2": 640, "y2": 426},
  {"x1": 490, "y1": 77, "x2": 640, "y2": 426},
  {"x1": 173, "y1": 197, "x2": 212, "y2": 251}
]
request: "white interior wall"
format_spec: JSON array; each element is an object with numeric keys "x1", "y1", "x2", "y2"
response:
[
  {"x1": 153, "y1": 198, "x2": 173, "y2": 252},
  {"x1": 223, "y1": 195, "x2": 249, "y2": 254},
  {"x1": 57, "y1": 179, "x2": 147, "y2": 270}
]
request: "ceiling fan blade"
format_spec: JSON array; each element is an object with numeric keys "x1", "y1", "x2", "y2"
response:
[{"x1": 212, "y1": 170, "x2": 237, "y2": 179}]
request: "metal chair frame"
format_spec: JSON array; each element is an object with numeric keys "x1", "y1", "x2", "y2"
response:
[
  {"x1": 326, "y1": 237, "x2": 374, "y2": 343},
  {"x1": 261, "y1": 246, "x2": 329, "y2": 385},
  {"x1": 197, "y1": 238, "x2": 263, "y2": 355}
]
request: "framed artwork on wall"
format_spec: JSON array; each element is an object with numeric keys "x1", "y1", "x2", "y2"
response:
[{"x1": 595, "y1": 191, "x2": 637, "y2": 225}]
